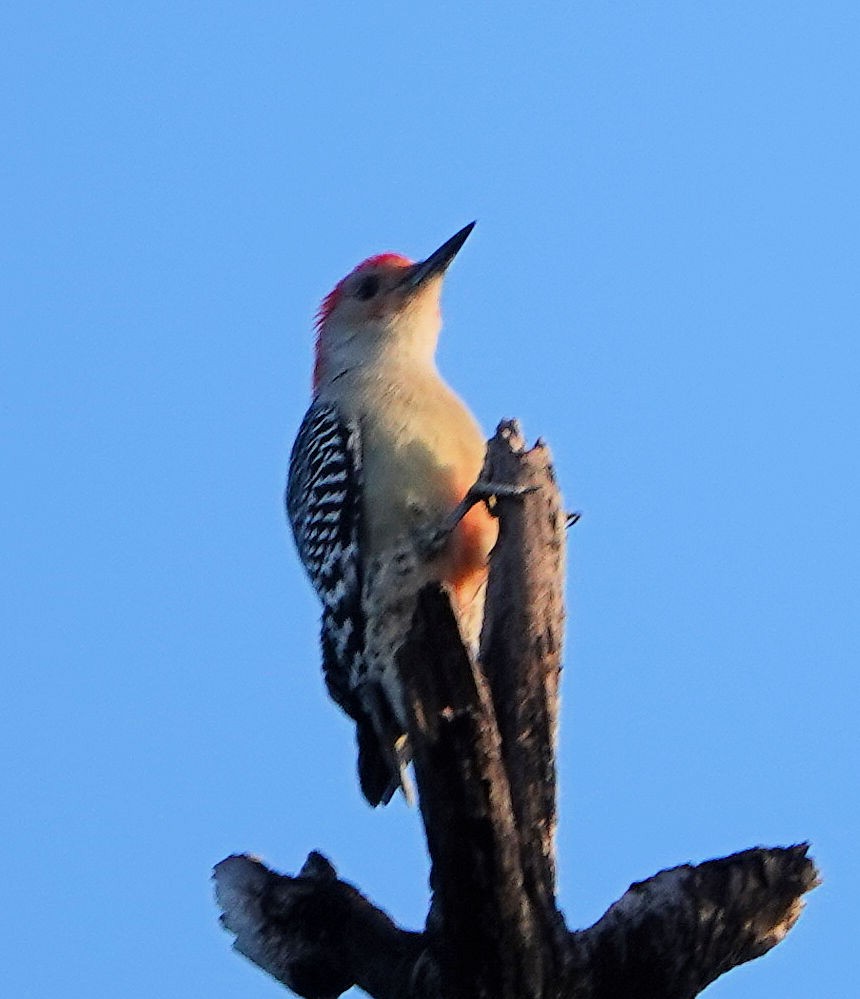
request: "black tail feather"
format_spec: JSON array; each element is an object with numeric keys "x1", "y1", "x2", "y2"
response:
[{"x1": 356, "y1": 716, "x2": 399, "y2": 806}]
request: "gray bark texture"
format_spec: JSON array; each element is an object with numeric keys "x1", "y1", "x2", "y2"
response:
[{"x1": 214, "y1": 420, "x2": 818, "y2": 999}]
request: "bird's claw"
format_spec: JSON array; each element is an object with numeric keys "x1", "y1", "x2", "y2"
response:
[
  {"x1": 467, "y1": 480, "x2": 538, "y2": 503},
  {"x1": 417, "y1": 479, "x2": 538, "y2": 559}
]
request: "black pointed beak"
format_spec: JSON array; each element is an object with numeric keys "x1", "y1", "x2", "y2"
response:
[{"x1": 400, "y1": 221, "x2": 476, "y2": 290}]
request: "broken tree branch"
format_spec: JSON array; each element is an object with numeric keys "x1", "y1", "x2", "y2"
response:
[
  {"x1": 214, "y1": 851, "x2": 427, "y2": 999},
  {"x1": 567, "y1": 843, "x2": 820, "y2": 999},
  {"x1": 398, "y1": 584, "x2": 544, "y2": 999},
  {"x1": 479, "y1": 421, "x2": 568, "y2": 957},
  {"x1": 214, "y1": 845, "x2": 818, "y2": 999},
  {"x1": 214, "y1": 421, "x2": 818, "y2": 999}
]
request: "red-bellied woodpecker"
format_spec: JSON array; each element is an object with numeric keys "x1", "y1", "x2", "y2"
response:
[{"x1": 286, "y1": 222, "x2": 497, "y2": 806}]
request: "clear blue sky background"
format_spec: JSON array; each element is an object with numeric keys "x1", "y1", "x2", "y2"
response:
[{"x1": 2, "y1": 3, "x2": 857, "y2": 997}]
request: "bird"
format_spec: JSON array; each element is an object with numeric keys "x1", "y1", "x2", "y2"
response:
[{"x1": 286, "y1": 222, "x2": 498, "y2": 805}]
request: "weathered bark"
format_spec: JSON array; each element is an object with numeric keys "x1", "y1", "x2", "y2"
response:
[
  {"x1": 399, "y1": 585, "x2": 544, "y2": 999},
  {"x1": 214, "y1": 844, "x2": 818, "y2": 999},
  {"x1": 214, "y1": 421, "x2": 818, "y2": 999},
  {"x1": 214, "y1": 851, "x2": 427, "y2": 999},
  {"x1": 566, "y1": 843, "x2": 818, "y2": 998},
  {"x1": 479, "y1": 422, "x2": 568, "y2": 957}
]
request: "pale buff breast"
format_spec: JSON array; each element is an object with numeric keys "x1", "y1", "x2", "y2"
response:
[{"x1": 352, "y1": 368, "x2": 498, "y2": 576}]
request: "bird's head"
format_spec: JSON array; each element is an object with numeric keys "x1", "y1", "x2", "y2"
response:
[{"x1": 313, "y1": 222, "x2": 475, "y2": 390}]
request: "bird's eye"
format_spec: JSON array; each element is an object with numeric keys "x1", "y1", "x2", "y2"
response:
[{"x1": 355, "y1": 275, "x2": 380, "y2": 301}]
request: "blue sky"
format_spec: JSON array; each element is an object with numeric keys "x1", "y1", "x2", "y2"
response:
[{"x1": 2, "y1": 3, "x2": 857, "y2": 997}]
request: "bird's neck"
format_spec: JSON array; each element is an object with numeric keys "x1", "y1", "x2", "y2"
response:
[{"x1": 315, "y1": 318, "x2": 441, "y2": 390}]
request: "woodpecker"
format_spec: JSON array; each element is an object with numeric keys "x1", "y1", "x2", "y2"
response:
[{"x1": 286, "y1": 222, "x2": 497, "y2": 806}]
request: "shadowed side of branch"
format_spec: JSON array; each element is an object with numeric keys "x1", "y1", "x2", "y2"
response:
[
  {"x1": 397, "y1": 585, "x2": 544, "y2": 999},
  {"x1": 213, "y1": 852, "x2": 427, "y2": 999},
  {"x1": 568, "y1": 844, "x2": 820, "y2": 999}
]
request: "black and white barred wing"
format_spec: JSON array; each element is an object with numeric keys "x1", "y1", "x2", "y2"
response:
[{"x1": 286, "y1": 401, "x2": 364, "y2": 717}]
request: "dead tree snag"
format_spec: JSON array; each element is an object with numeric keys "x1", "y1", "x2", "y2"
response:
[{"x1": 215, "y1": 420, "x2": 817, "y2": 999}]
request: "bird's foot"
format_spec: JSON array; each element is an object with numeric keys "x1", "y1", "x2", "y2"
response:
[
  {"x1": 468, "y1": 479, "x2": 537, "y2": 503},
  {"x1": 417, "y1": 480, "x2": 537, "y2": 558}
]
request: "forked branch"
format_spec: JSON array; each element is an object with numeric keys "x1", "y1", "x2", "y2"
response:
[
  {"x1": 214, "y1": 844, "x2": 818, "y2": 999},
  {"x1": 214, "y1": 421, "x2": 817, "y2": 999}
]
